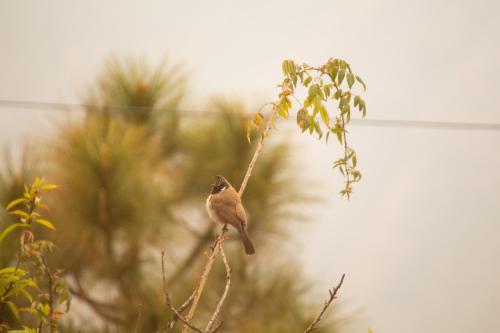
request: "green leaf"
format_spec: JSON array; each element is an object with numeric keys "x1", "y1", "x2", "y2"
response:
[
  {"x1": 304, "y1": 76, "x2": 312, "y2": 87},
  {"x1": 338, "y1": 69, "x2": 345, "y2": 85},
  {"x1": 40, "y1": 184, "x2": 59, "y2": 191},
  {"x1": 252, "y1": 112, "x2": 264, "y2": 128},
  {"x1": 355, "y1": 75, "x2": 367, "y2": 90},
  {"x1": 6, "y1": 301, "x2": 19, "y2": 320},
  {"x1": 282, "y1": 60, "x2": 289, "y2": 76},
  {"x1": 319, "y1": 105, "x2": 330, "y2": 125},
  {"x1": 34, "y1": 219, "x2": 56, "y2": 230},
  {"x1": 20, "y1": 288, "x2": 33, "y2": 303},
  {"x1": 328, "y1": 63, "x2": 339, "y2": 83},
  {"x1": 0, "y1": 223, "x2": 29, "y2": 243},
  {"x1": 6, "y1": 198, "x2": 26, "y2": 211},
  {"x1": 347, "y1": 72, "x2": 355, "y2": 89},
  {"x1": 313, "y1": 121, "x2": 323, "y2": 138},
  {"x1": 9, "y1": 210, "x2": 30, "y2": 218},
  {"x1": 0, "y1": 267, "x2": 19, "y2": 274},
  {"x1": 354, "y1": 95, "x2": 360, "y2": 108}
]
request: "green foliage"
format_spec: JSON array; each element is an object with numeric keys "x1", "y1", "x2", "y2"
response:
[
  {"x1": 0, "y1": 178, "x2": 70, "y2": 332},
  {"x1": 249, "y1": 58, "x2": 367, "y2": 197}
]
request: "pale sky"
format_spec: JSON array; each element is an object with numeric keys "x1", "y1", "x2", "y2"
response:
[{"x1": 1, "y1": 1, "x2": 500, "y2": 332}]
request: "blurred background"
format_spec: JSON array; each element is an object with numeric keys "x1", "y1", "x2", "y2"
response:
[{"x1": 1, "y1": 1, "x2": 499, "y2": 332}]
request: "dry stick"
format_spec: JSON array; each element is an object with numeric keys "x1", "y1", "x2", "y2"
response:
[
  {"x1": 180, "y1": 108, "x2": 278, "y2": 333},
  {"x1": 166, "y1": 290, "x2": 196, "y2": 333},
  {"x1": 304, "y1": 273, "x2": 346, "y2": 333},
  {"x1": 134, "y1": 302, "x2": 143, "y2": 333},
  {"x1": 204, "y1": 245, "x2": 231, "y2": 332},
  {"x1": 162, "y1": 251, "x2": 205, "y2": 333}
]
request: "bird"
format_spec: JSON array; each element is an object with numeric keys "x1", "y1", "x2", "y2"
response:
[{"x1": 206, "y1": 175, "x2": 255, "y2": 255}]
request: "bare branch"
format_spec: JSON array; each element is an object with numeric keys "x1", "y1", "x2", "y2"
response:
[
  {"x1": 166, "y1": 290, "x2": 195, "y2": 333},
  {"x1": 167, "y1": 225, "x2": 214, "y2": 286},
  {"x1": 180, "y1": 232, "x2": 226, "y2": 333},
  {"x1": 134, "y1": 302, "x2": 142, "y2": 333},
  {"x1": 162, "y1": 251, "x2": 206, "y2": 333},
  {"x1": 204, "y1": 245, "x2": 231, "y2": 332},
  {"x1": 304, "y1": 273, "x2": 346, "y2": 333}
]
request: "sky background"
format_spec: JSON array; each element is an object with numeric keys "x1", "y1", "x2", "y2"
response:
[{"x1": 1, "y1": 1, "x2": 500, "y2": 332}]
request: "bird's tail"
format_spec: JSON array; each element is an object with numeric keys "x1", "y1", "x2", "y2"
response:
[{"x1": 240, "y1": 229, "x2": 256, "y2": 255}]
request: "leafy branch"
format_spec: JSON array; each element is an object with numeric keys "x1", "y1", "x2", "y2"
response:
[
  {"x1": 163, "y1": 58, "x2": 366, "y2": 332},
  {"x1": 0, "y1": 178, "x2": 70, "y2": 332},
  {"x1": 248, "y1": 58, "x2": 367, "y2": 197}
]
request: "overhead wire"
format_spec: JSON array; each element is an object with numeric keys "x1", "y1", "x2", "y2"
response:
[{"x1": 1, "y1": 99, "x2": 500, "y2": 131}]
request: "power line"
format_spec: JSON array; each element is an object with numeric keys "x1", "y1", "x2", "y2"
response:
[{"x1": 1, "y1": 99, "x2": 500, "y2": 131}]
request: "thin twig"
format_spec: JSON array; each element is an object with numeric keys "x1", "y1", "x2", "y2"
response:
[
  {"x1": 41, "y1": 255, "x2": 55, "y2": 333},
  {"x1": 238, "y1": 107, "x2": 278, "y2": 197},
  {"x1": 134, "y1": 302, "x2": 142, "y2": 333},
  {"x1": 304, "y1": 274, "x2": 346, "y2": 333},
  {"x1": 162, "y1": 251, "x2": 206, "y2": 333},
  {"x1": 204, "y1": 245, "x2": 231, "y2": 332},
  {"x1": 340, "y1": 114, "x2": 351, "y2": 188},
  {"x1": 166, "y1": 290, "x2": 195, "y2": 333},
  {"x1": 180, "y1": 233, "x2": 226, "y2": 333}
]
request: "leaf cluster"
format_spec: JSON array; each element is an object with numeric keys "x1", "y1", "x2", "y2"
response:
[
  {"x1": 0, "y1": 179, "x2": 71, "y2": 332},
  {"x1": 248, "y1": 58, "x2": 367, "y2": 197}
]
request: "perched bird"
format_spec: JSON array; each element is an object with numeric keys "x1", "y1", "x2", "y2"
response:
[{"x1": 206, "y1": 175, "x2": 255, "y2": 255}]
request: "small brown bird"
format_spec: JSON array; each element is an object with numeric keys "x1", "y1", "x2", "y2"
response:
[{"x1": 206, "y1": 175, "x2": 255, "y2": 255}]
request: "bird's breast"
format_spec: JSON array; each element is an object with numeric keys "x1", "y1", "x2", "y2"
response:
[{"x1": 206, "y1": 195, "x2": 218, "y2": 223}]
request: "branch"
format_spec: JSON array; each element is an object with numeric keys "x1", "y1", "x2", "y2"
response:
[
  {"x1": 167, "y1": 225, "x2": 214, "y2": 286},
  {"x1": 134, "y1": 302, "x2": 142, "y2": 333},
  {"x1": 180, "y1": 232, "x2": 226, "y2": 333},
  {"x1": 162, "y1": 251, "x2": 206, "y2": 333},
  {"x1": 176, "y1": 107, "x2": 277, "y2": 332},
  {"x1": 40, "y1": 255, "x2": 55, "y2": 333},
  {"x1": 304, "y1": 273, "x2": 346, "y2": 333},
  {"x1": 204, "y1": 245, "x2": 231, "y2": 332},
  {"x1": 238, "y1": 107, "x2": 277, "y2": 197}
]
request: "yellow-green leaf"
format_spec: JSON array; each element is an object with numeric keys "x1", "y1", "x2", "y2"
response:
[
  {"x1": 338, "y1": 69, "x2": 345, "y2": 85},
  {"x1": 6, "y1": 198, "x2": 26, "y2": 211},
  {"x1": 319, "y1": 105, "x2": 330, "y2": 125},
  {"x1": 347, "y1": 73, "x2": 355, "y2": 89},
  {"x1": 40, "y1": 184, "x2": 59, "y2": 191},
  {"x1": 9, "y1": 210, "x2": 30, "y2": 218},
  {"x1": 34, "y1": 219, "x2": 56, "y2": 231},
  {"x1": 6, "y1": 301, "x2": 19, "y2": 320},
  {"x1": 0, "y1": 223, "x2": 29, "y2": 243},
  {"x1": 356, "y1": 75, "x2": 367, "y2": 90}
]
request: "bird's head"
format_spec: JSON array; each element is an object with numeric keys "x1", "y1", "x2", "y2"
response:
[{"x1": 210, "y1": 175, "x2": 230, "y2": 194}]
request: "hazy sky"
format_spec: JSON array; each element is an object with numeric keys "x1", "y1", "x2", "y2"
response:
[{"x1": 1, "y1": 1, "x2": 500, "y2": 332}]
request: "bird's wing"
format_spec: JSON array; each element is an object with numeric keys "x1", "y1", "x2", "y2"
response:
[
  {"x1": 211, "y1": 187, "x2": 247, "y2": 229},
  {"x1": 235, "y1": 202, "x2": 247, "y2": 228}
]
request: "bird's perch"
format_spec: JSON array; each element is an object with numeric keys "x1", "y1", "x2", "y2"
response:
[{"x1": 177, "y1": 108, "x2": 277, "y2": 333}]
